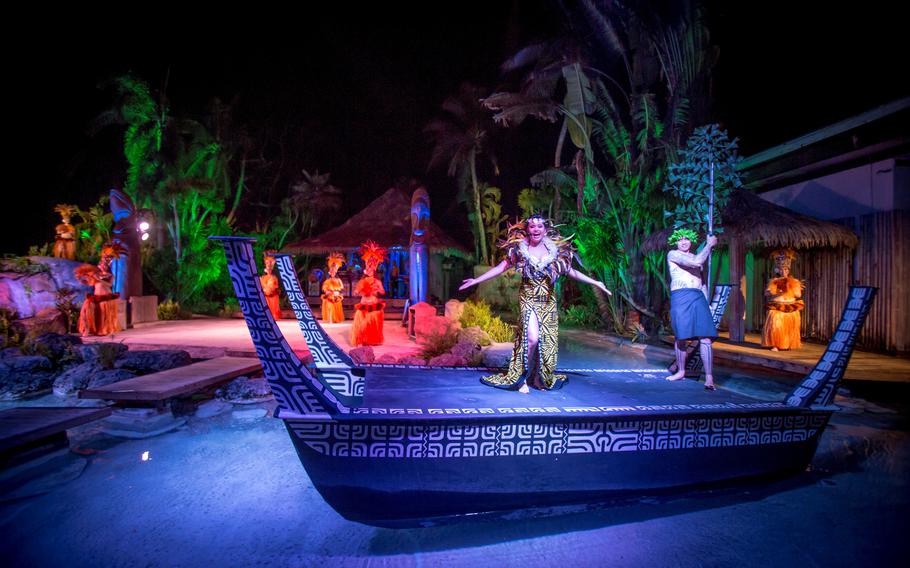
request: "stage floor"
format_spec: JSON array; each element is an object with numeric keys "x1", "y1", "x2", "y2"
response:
[{"x1": 83, "y1": 315, "x2": 910, "y2": 383}]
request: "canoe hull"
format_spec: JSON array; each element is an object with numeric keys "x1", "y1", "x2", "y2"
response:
[{"x1": 284, "y1": 409, "x2": 829, "y2": 526}]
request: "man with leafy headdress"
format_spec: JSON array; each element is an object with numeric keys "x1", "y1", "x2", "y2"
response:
[{"x1": 665, "y1": 228, "x2": 719, "y2": 389}]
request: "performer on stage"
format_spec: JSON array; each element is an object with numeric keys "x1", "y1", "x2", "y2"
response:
[
  {"x1": 664, "y1": 228, "x2": 718, "y2": 389},
  {"x1": 762, "y1": 248, "x2": 804, "y2": 351},
  {"x1": 351, "y1": 241, "x2": 387, "y2": 346},
  {"x1": 260, "y1": 251, "x2": 283, "y2": 321},
  {"x1": 321, "y1": 252, "x2": 346, "y2": 323},
  {"x1": 53, "y1": 204, "x2": 77, "y2": 260},
  {"x1": 75, "y1": 243, "x2": 123, "y2": 336},
  {"x1": 460, "y1": 215, "x2": 611, "y2": 393}
]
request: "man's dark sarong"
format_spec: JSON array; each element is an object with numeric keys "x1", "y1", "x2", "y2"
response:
[{"x1": 670, "y1": 288, "x2": 717, "y2": 340}]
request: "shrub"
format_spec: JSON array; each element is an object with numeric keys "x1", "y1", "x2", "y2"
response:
[
  {"x1": 158, "y1": 299, "x2": 190, "y2": 320},
  {"x1": 459, "y1": 299, "x2": 514, "y2": 343},
  {"x1": 560, "y1": 303, "x2": 601, "y2": 328},
  {"x1": 418, "y1": 321, "x2": 459, "y2": 359},
  {"x1": 0, "y1": 307, "x2": 22, "y2": 348}
]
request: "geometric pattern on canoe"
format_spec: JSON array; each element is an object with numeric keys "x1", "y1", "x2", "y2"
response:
[
  {"x1": 273, "y1": 254, "x2": 355, "y2": 370},
  {"x1": 216, "y1": 236, "x2": 343, "y2": 414},
  {"x1": 785, "y1": 286, "x2": 877, "y2": 408},
  {"x1": 347, "y1": 401, "x2": 788, "y2": 415},
  {"x1": 287, "y1": 413, "x2": 827, "y2": 458}
]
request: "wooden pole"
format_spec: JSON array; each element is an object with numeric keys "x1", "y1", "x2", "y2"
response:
[{"x1": 706, "y1": 161, "x2": 715, "y2": 300}]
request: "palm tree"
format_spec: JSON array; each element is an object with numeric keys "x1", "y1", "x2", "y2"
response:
[
  {"x1": 283, "y1": 169, "x2": 345, "y2": 240},
  {"x1": 426, "y1": 83, "x2": 500, "y2": 265},
  {"x1": 482, "y1": 38, "x2": 598, "y2": 219}
]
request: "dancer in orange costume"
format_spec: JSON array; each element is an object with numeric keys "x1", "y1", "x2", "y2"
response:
[
  {"x1": 261, "y1": 251, "x2": 283, "y2": 321},
  {"x1": 75, "y1": 243, "x2": 123, "y2": 336},
  {"x1": 53, "y1": 204, "x2": 77, "y2": 260},
  {"x1": 351, "y1": 241, "x2": 387, "y2": 346},
  {"x1": 321, "y1": 252, "x2": 346, "y2": 323},
  {"x1": 762, "y1": 248, "x2": 804, "y2": 351}
]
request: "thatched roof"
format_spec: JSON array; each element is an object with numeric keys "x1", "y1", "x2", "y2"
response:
[
  {"x1": 283, "y1": 187, "x2": 472, "y2": 259},
  {"x1": 642, "y1": 190, "x2": 859, "y2": 253}
]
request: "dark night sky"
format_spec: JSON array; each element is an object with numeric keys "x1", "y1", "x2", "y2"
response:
[{"x1": 8, "y1": 2, "x2": 906, "y2": 256}]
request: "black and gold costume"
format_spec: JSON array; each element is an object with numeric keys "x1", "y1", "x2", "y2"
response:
[{"x1": 481, "y1": 222, "x2": 575, "y2": 390}]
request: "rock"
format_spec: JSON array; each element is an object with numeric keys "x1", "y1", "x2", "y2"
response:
[
  {"x1": 399, "y1": 355, "x2": 427, "y2": 366},
  {"x1": 428, "y1": 353, "x2": 468, "y2": 367},
  {"x1": 78, "y1": 343, "x2": 129, "y2": 366},
  {"x1": 0, "y1": 347, "x2": 23, "y2": 359},
  {"x1": 216, "y1": 377, "x2": 273, "y2": 402},
  {"x1": 349, "y1": 346, "x2": 375, "y2": 364},
  {"x1": 451, "y1": 341, "x2": 482, "y2": 365},
  {"x1": 115, "y1": 350, "x2": 192, "y2": 373},
  {"x1": 19, "y1": 308, "x2": 67, "y2": 336},
  {"x1": 27, "y1": 256, "x2": 93, "y2": 296},
  {"x1": 24, "y1": 333, "x2": 82, "y2": 363},
  {"x1": 0, "y1": 355, "x2": 55, "y2": 400},
  {"x1": 415, "y1": 315, "x2": 454, "y2": 342},
  {"x1": 444, "y1": 299, "x2": 465, "y2": 322},
  {"x1": 457, "y1": 326, "x2": 492, "y2": 347},
  {"x1": 482, "y1": 342, "x2": 514, "y2": 368},
  {"x1": 52, "y1": 363, "x2": 135, "y2": 396},
  {"x1": 87, "y1": 369, "x2": 136, "y2": 390},
  {"x1": 375, "y1": 354, "x2": 398, "y2": 364}
]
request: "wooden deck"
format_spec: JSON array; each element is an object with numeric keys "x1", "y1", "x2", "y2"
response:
[
  {"x1": 0, "y1": 406, "x2": 112, "y2": 453},
  {"x1": 79, "y1": 356, "x2": 262, "y2": 402},
  {"x1": 712, "y1": 332, "x2": 910, "y2": 383}
]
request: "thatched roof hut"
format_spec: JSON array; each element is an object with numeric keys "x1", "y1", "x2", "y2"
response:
[
  {"x1": 642, "y1": 190, "x2": 858, "y2": 253},
  {"x1": 283, "y1": 187, "x2": 472, "y2": 259},
  {"x1": 644, "y1": 190, "x2": 859, "y2": 342}
]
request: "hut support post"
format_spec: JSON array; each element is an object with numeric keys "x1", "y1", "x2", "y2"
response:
[{"x1": 728, "y1": 236, "x2": 746, "y2": 342}]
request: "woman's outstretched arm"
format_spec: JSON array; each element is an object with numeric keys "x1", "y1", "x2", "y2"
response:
[
  {"x1": 567, "y1": 268, "x2": 612, "y2": 296},
  {"x1": 459, "y1": 260, "x2": 510, "y2": 290}
]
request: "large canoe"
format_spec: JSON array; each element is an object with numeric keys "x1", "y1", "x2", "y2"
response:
[{"x1": 214, "y1": 236, "x2": 876, "y2": 527}]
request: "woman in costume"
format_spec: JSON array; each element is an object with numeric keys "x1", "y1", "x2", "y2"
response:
[
  {"x1": 260, "y1": 251, "x2": 283, "y2": 321},
  {"x1": 459, "y1": 215, "x2": 611, "y2": 393},
  {"x1": 75, "y1": 243, "x2": 123, "y2": 336},
  {"x1": 53, "y1": 204, "x2": 77, "y2": 260},
  {"x1": 762, "y1": 248, "x2": 804, "y2": 351},
  {"x1": 321, "y1": 252, "x2": 346, "y2": 323},
  {"x1": 351, "y1": 241, "x2": 387, "y2": 346}
]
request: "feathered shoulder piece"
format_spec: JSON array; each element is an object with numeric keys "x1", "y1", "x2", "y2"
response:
[
  {"x1": 74, "y1": 264, "x2": 100, "y2": 283},
  {"x1": 498, "y1": 218, "x2": 575, "y2": 282}
]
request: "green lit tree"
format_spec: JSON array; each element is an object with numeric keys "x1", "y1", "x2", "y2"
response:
[
  {"x1": 665, "y1": 124, "x2": 743, "y2": 235},
  {"x1": 665, "y1": 124, "x2": 743, "y2": 286},
  {"x1": 93, "y1": 75, "x2": 247, "y2": 311}
]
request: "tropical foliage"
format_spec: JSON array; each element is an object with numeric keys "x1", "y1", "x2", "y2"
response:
[
  {"x1": 484, "y1": 1, "x2": 716, "y2": 334},
  {"x1": 665, "y1": 123, "x2": 743, "y2": 234},
  {"x1": 459, "y1": 299, "x2": 514, "y2": 343},
  {"x1": 426, "y1": 83, "x2": 500, "y2": 265}
]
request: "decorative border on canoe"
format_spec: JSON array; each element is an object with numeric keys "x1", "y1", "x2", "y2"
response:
[
  {"x1": 287, "y1": 413, "x2": 827, "y2": 458},
  {"x1": 345, "y1": 401, "x2": 788, "y2": 416}
]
